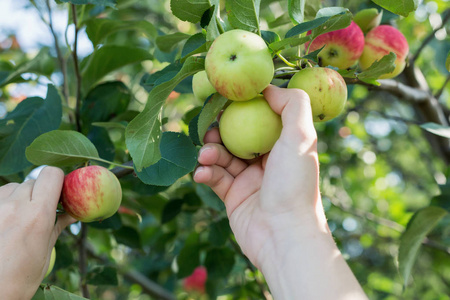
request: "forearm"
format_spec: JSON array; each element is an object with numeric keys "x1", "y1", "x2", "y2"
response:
[{"x1": 259, "y1": 206, "x2": 368, "y2": 300}]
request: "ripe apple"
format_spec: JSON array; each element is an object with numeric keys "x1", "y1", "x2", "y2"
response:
[
  {"x1": 219, "y1": 95, "x2": 282, "y2": 159},
  {"x1": 359, "y1": 25, "x2": 409, "y2": 79},
  {"x1": 183, "y1": 266, "x2": 207, "y2": 294},
  {"x1": 192, "y1": 70, "x2": 216, "y2": 102},
  {"x1": 288, "y1": 67, "x2": 347, "y2": 122},
  {"x1": 44, "y1": 247, "x2": 56, "y2": 278},
  {"x1": 354, "y1": 8, "x2": 383, "y2": 33},
  {"x1": 61, "y1": 165, "x2": 122, "y2": 222},
  {"x1": 205, "y1": 29, "x2": 274, "y2": 101},
  {"x1": 305, "y1": 21, "x2": 365, "y2": 70}
]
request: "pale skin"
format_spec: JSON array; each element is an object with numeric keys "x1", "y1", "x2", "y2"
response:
[
  {"x1": 0, "y1": 167, "x2": 75, "y2": 300},
  {"x1": 194, "y1": 85, "x2": 368, "y2": 299},
  {"x1": 0, "y1": 86, "x2": 367, "y2": 300}
]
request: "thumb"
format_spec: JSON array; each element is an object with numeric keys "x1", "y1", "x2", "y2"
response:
[
  {"x1": 50, "y1": 214, "x2": 77, "y2": 246},
  {"x1": 262, "y1": 85, "x2": 317, "y2": 144}
]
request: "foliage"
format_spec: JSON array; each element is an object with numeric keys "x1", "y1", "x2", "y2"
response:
[{"x1": 0, "y1": 0, "x2": 449, "y2": 299}]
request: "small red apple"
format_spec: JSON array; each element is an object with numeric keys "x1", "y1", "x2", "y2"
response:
[
  {"x1": 359, "y1": 25, "x2": 409, "y2": 79},
  {"x1": 305, "y1": 21, "x2": 365, "y2": 70},
  {"x1": 61, "y1": 165, "x2": 122, "y2": 222},
  {"x1": 183, "y1": 266, "x2": 207, "y2": 293}
]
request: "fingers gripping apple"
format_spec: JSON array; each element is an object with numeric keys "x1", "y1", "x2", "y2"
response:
[{"x1": 219, "y1": 95, "x2": 282, "y2": 159}]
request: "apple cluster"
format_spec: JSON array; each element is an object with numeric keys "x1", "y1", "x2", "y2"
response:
[
  {"x1": 195, "y1": 29, "x2": 282, "y2": 160},
  {"x1": 307, "y1": 8, "x2": 409, "y2": 79}
]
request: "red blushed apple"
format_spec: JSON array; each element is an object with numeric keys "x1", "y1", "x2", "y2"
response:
[
  {"x1": 359, "y1": 25, "x2": 409, "y2": 79},
  {"x1": 306, "y1": 21, "x2": 365, "y2": 70},
  {"x1": 61, "y1": 165, "x2": 122, "y2": 222},
  {"x1": 183, "y1": 266, "x2": 207, "y2": 293}
]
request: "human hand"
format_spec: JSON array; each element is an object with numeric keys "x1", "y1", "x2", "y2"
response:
[
  {"x1": 0, "y1": 167, "x2": 75, "y2": 300},
  {"x1": 193, "y1": 85, "x2": 323, "y2": 268},
  {"x1": 194, "y1": 85, "x2": 367, "y2": 299}
]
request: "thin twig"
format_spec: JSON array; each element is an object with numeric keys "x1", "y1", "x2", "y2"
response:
[
  {"x1": 78, "y1": 224, "x2": 90, "y2": 298},
  {"x1": 111, "y1": 161, "x2": 135, "y2": 178},
  {"x1": 71, "y1": 4, "x2": 83, "y2": 132},
  {"x1": 411, "y1": 9, "x2": 450, "y2": 63},
  {"x1": 434, "y1": 73, "x2": 450, "y2": 100},
  {"x1": 85, "y1": 244, "x2": 176, "y2": 300},
  {"x1": 45, "y1": 0, "x2": 69, "y2": 103}
]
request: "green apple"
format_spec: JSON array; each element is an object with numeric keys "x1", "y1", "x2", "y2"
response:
[
  {"x1": 61, "y1": 165, "x2": 122, "y2": 222},
  {"x1": 205, "y1": 29, "x2": 274, "y2": 101},
  {"x1": 45, "y1": 247, "x2": 56, "y2": 278},
  {"x1": 359, "y1": 25, "x2": 409, "y2": 79},
  {"x1": 354, "y1": 8, "x2": 383, "y2": 34},
  {"x1": 288, "y1": 67, "x2": 347, "y2": 122},
  {"x1": 219, "y1": 95, "x2": 282, "y2": 159},
  {"x1": 192, "y1": 70, "x2": 216, "y2": 102}
]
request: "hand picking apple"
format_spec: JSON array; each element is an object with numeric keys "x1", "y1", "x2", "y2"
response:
[
  {"x1": 0, "y1": 167, "x2": 75, "y2": 300},
  {"x1": 193, "y1": 85, "x2": 368, "y2": 299}
]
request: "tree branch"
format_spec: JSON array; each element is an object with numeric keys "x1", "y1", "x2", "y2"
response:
[
  {"x1": 78, "y1": 224, "x2": 90, "y2": 298},
  {"x1": 435, "y1": 73, "x2": 450, "y2": 100},
  {"x1": 85, "y1": 245, "x2": 176, "y2": 300},
  {"x1": 71, "y1": 4, "x2": 82, "y2": 133},
  {"x1": 45, "y1": 0, "x2": 69, "y2": 103},
  {"x1": 111, "y1": 161, "x2": 135, "y2": 178}
]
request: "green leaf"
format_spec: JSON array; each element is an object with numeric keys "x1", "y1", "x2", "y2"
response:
[
  {"x1": 81, "y1": 81, "x2": 131, "y2": 132},
  {"x1": 285, "y1": 16, "x2": 329, "y2": 38},
  {"x1": 0, "y1": 47, "x2": 55, "y2": 87},
  {"x1": 358, "y1": 52, "x2": 396, "y2": 81},
  {"x1": 161, "y1": 199, "x2": 185, "y2": 224},
  {"x1": 269, "y1": 36, "x2": 311, "y2": 53},
  {"x1": 206, "y1": 4, "x2": 222, "y2": 42},
  {"x1": 205, "y1": 247, "x2": 235, "y2": 279},
  {"x1": 177, "y1": 232, "x2": 201, "y2": 278},
  {"x1": 25, "y1": 130, "x2": 100, "y2": 167},
  {"x1": 135, "y1": 132, "x2": 198, "y2": 186},
  {"x1": 86, "y1": 266, "x2": 118, "y2": 286},
  {"x1": 140, "y1": 62, "x2": 183, "y2": 92},
  {"x1": 315, "y1": 6, "x2": 348, "y2": 18},
  {"x1": 156, "y1": 32, "x2": 191, "y2": 53},
  {"x1": 59, "y1": 0, "x2": 116, "y2": 8},
  {"x1": 113, "y1": 226, "x2": 141, "y2": 249},
  {"x1": 0, "y1": 85, "x2": 62, "y2": 175},
  {"x1": 81, "y1": 45, "x2": 153, "y2": 92},
  {"x1": 226, "y1": 0, "x2": 261, "y2": 33},
  {"x1": 398, "y1": 206, "x2": 447, "y2": 286},
  {"x1": 261, "y1": 30, "x2": 280, "y2": 44},
  {"x1": 196, "y1": 183, "x2": 225, "y2": 211},
  {"x1": 92, "y1": 122, "x2": 127, "y2": 131},
  {"x1": 189, "y1": 94, "x2": 228, "y2": 145},
  {"x1": 170, "y1": 0, "x2": 212, "y2": 23},
  {"x1": 181, "y1": 33, "x2": 207, "y2": 59},
  {"x1": 302, "y1": 45, "x2": 325, "y2": 63},
  {"x1": 288, "y1": 0, "x2": 305, "y2": 24},
  {"x1": 310, "y1": 10, "x2": 352, "y2": 40},
  {"x1": 32, "y1": 285, "x2": 89, "y2": 300},
  {"x1": 85, "y1": 19, "x2": 157, "y2": 47},
  {"x1": 88, "y1": 213, "x2": 122, "y2": 230},
  {"x1": 125, "y1": 56, "x2": 204, "y2": 171},
  {"x1": 208, "y1": 218, "x2": 231, "y2": 247},
  {"x1": 371, "y1": 0, "x2": 417, "y2": 17},
  {"x1": 420, "y1": 122, "x2": 450, "y2": 139}
]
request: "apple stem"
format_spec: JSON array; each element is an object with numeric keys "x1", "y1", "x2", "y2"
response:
[{"x1": 276, "y1": 53, "x2": 297, "y2": 68}]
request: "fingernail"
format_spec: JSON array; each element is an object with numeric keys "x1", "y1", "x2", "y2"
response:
[
  {"x1": 198, "y1": 146, "x2": 212, "y2": 158},
  {"x1": 194, "y1": 166, "x2": 204, "y2": 178}
]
